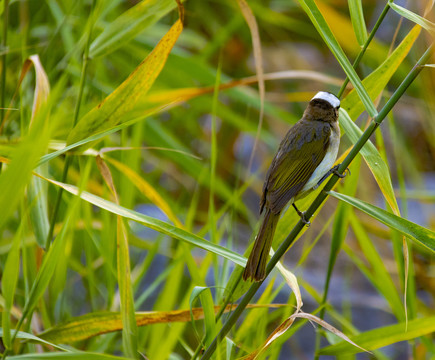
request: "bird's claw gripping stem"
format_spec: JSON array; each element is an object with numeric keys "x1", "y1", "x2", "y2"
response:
[
  {"x1": 314, "y1": 164, "x2": 350, "y2": 189},
  {"x1": 292, "y1": 203, "x2": 311, "y2": 227}
]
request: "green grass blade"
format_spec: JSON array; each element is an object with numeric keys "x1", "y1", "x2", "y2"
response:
[
  {"x1": 67, "y1": 17, "x2": 183, "y2": 147},
  {"x1": 117, "y1": 219, "x2": 138, "y2": 358},
  {"x1": 7, "y1": 353, "x2": 132, "y2": 360},
  {"x1": 319, "y1": 316, "x2": 435, "y2": 355},
  {"x1": 348, "y1": 0, "x2": 368, "y2": 46},
  {"x1": 328, "y1": 191, "x2": 435, "y2": 252},
  {"x1": 0, "y1": 121, "x2": 50, "y2": 230},
  {"x1": 0, "y1": 329, "x2": 70, "y2": 352},
  {"x1": 296, "y1": 0, "x2": 377, "y2": 118},
  {"x1": 27, "y1": 174, "x2": 50, "y2": 248},
  {"x1": 347, "y1": 213, "x2": 404, "y2": 320},
  {"x1": 389, "y1": 2, "x2": 435, "y2": 34},
  {"x1": 1, "y1": 226, "x2": 22, "y2": 348},
  {"x1": 90, "y1": 0, "x2": 178, "y2": 58},
  {"x1": 18, "y1": 203, "x2": 76, "y2": 327},
  {"x1": 41, "y1": 177, "x2": 246, "y2": 267},
  {"x1": 340, "y1": 109, "x2": 399, "y2": 215},
  {"x1": 341, "y1": 25, "x2": 421, "y2": 120},
  {"x1": 189, "y1": 287, "x2": 217, "y2": 347},
  {"x1": 38, "y1": 106, "x2": 166, "y2": 166}
]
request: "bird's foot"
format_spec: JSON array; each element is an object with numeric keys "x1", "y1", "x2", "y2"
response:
[
  {"x1": 331, "y1": 164, "x2": 351, "y2": 178},
  {"x1": 314, "y1": 164, "x2": 350, "y2": 189},
  {"x1": 292, "y1": 203, "x2": 311, "y2": 227}
]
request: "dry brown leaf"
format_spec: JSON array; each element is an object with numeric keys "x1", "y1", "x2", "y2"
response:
[
  {"x1": 38, "y1": 304, "x2": 288, "y2": 344},
  {"x1": 241, "y1": 312, "x2": 370, "y2": 359}
]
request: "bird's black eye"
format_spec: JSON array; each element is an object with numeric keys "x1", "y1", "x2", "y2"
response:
[{"x1": 336, "y1": 105, "x2": 340, "y2": 110}]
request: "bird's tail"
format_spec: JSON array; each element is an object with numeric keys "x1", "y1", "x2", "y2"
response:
[{"x1": 242, "y1": 208, "x2": 280, "y2": 281}]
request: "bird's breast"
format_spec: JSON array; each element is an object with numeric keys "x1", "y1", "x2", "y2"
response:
[{"x1": 298, "y1": 123, "x2": 340, "y2": 196}]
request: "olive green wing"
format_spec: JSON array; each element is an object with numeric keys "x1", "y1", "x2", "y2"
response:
[{"x1": 262, "y1": 120, "x2": 331, "y2": 214}]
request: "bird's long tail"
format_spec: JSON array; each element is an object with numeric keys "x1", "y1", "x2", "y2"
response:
[{"x1": 242, "y1": 208, "x2": 280, "y2": 281}]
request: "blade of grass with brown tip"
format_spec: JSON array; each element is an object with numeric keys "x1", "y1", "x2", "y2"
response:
[{"x1": 67, "y1": 15, "x2": 184, "y2": 148}]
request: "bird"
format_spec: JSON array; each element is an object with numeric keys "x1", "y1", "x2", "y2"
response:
[{"x1": 242, "y1": 91, "x2": 342, "y2": 282}]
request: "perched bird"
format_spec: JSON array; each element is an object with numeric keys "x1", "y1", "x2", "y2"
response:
[{"x1": 243, "y1": 91, "x2": 342, "y2": 282}]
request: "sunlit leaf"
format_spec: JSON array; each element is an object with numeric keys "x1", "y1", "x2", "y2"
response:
[
  {"x1": 389, "y1": 2, "x2": 435, "y2": 34},
  {"x1": 348, "y1": 0, "x2": 368, "y2": 46},
  {"x1": 90, "y1": 0, "x2": 180, "y2": 58},
  {"x1": 96, "y1": 156, "x2": 137, "y2": 357},
  {"x1": 328, "y1": 191, "x2": 435, "y2": 252},
  {"x1": 0, "y1": 56, "x2": 51, "y2": 230},
  {"x1": 340, "y1": 109, "x2": 399, "y2": 215},
  {"x1": 347, "y1": 213, "x2": 404, "y2": 321},
  {"x1": 67, "y1": 15, "x2": 183, "y2": 147},
  {"x1": 0, "y1": 329, "x2": 69, "y2": 352},
  {"x1": 7, "y1": 353, "x2": 131, "y2": 359},
  {"x1": 319, "y1": 316, "x2": 435, "y2": 355},
  {"x1": 296, "y1": 0, "x2": 377, "y2": 117},
  {"x1": 38, "y1": 305, "x2": 284, "y2": 344},
  {"x1": 105, "y1": 156, "x2": 183, "y2": 227},
  {"x1": 341, "y1": 25, "x2": 421, "y2": 121},
  {"x1": 39, "y1": 176, "x2": 246, "y2": 267},
  {"x1": 189, "y1": 287, "x2": 217, "y2": 347}
]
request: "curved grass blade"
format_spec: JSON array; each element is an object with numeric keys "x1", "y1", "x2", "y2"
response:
[
  {"x1": 39, "y1": 176, "x2": 246, "y2": 267},
  {"x1": 348, "y1": 0, "x2": 367, "y2": 46},
  {"x1": 0, "y1": 329, "x2": 70, "y2": 352},
  {"x1": 347, "y1": 213, "x2": 404, "y2": 321},
  {"x1": 341, "y1": 25, "x2": 421, "y2": 121},
  {"x1": 39, "y1": 104, "x2": 169, "y2": 166},
  {"x1": 96, "y1": 156, "x2": 137, "y2": 357},
  {"x1": 244, "y1": 312, "x2": 369, "y2": 359},
  {"x1": 340, "y1": 109, "x2": 399, "y2": 215},
  {"x1": 90, "y1": 0, "x2": 180, "y2": 58},
  {"x1": 319, "y1": 315, "x2": 435, "y2": 355},
  {"x1": 328, "y1": 191, "x2": 435, "y2": 252},
  {"x1": 117, "y1": 217, "x2": 137, "y2": 358},
  {"x1": 7, "y1": 353, "x2": 132, "y2": 360},
  {"x1": 296, "y1": 0, "x2": 377, "y2": 118},
  {"x1": 26, "y1": 55, "x2": 51, "y2": 248},
  {"x1": 189, "y1": 287, "x2": 217, "y2": 348},
  {"x1": 237, "y1": 0, "x2": 265, "y2": 174},
  {"x1": 12, "y1": 202, "x2": 76, "y2": 346},
  {"x1": 0, "y1": 122, "x2": 50, "y2": 231},
  {"x1": 0, "y1": 55, "x2": 51, "y2": 231},
  {"x1": 37, "y1": 304, "x2": 284, "y2": 344},
  {"x1": 105, "y1": 156, "x2": 182, "y2": 227},
  {"x1": 67, "y1": 13, "x2": 183, "y2": 148},
  {"x1": 389, "y1": 2, "x2": 435, "y2": 35}
]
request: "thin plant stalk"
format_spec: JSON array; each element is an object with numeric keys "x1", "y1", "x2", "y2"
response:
[
  {"x1": 3, "y1": 4, "x2": 97, "y2": 358},
  {"x1": 314, "y1": 3, "x2": 390, "y2": 355},
  {"x1": 194, "y1": 4, "x2": 389, "y2": 358},
  {"x1": 337, "y1": 2, "x2": 390, "y2": 98},
  {"x1": 199, "y1": 43, "x2": 433, "y2": 360},
  {"x1": 45, "y1": 0, "x2": 96, "y2": 250}
]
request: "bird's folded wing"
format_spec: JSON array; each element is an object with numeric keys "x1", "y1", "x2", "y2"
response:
[{"x1": 264, "y1": 121, "x2": 331, "y2": 213}]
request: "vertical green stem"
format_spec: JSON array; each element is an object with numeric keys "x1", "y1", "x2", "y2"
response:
[
  {"x1": 45, "y1": 0, "x2": 97, "y2": 250},
  {"x1": 200, "y1": 43, "x2": 433, "y2": 360},
  {"x1": 314, "y1": 3, "x2": 390, "y2": 355},
  {"x1": 337, "y1": 3, "x2": 390, "y2": 98}
]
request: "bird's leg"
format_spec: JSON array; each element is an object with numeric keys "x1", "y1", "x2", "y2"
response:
[
  {"x1": 292, "y1": 203, "x2": 310, "y2": 227},
  {"x1": 314, "y1": 164, "x2": 351, "y2": 189}
]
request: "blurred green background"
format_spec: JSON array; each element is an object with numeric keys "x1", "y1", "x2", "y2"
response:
[{"x1": 0, "y1": 0, "x2": 434, "y2": 359}]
